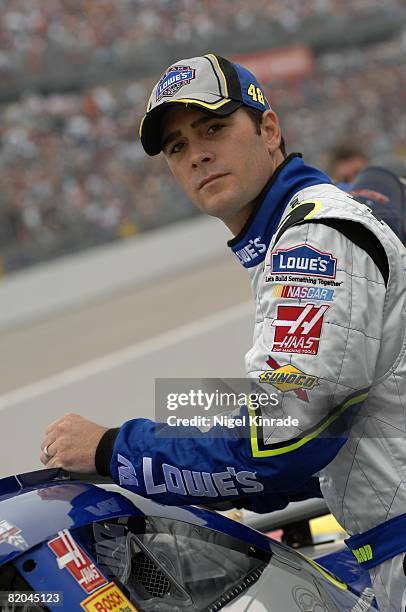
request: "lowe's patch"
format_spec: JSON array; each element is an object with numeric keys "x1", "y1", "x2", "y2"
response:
[
  {"x1": 142, "y1": 457, "x2": 264, "y2": 498},
  {"x1": 259, "y1": 356, "x2": 318, "y2": 402},
  {"x1": 271, "y1": 244, "x2": 337, "y2": 278},
  {"x1": 156, "y1": 65, "x2": 196, "y2": 101}
]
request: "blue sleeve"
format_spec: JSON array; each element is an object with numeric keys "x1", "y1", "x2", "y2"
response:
[
  {"x1": 94, "y1": 219, "x2": 378, "y2": 513},
  {"x1": 104, "y1": 406, "x2": 342, "y2": 513}
]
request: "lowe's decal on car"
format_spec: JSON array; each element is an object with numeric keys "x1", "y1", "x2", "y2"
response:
[
  {"x1": 271, "y1": 284, "x2": 334, "y2": 301},
  {"x1": 270, "y1": 303, "x2": 329, "y2": 355},
  {"x1": 156, "y1": 65, "x2": 196, "y2": 101},
  {"x1": 259, "y1": 356, "x2": 319, "y2": 402},
  {"x1": 48, "y1": 529, "x2": 107, "y2": 594},
  {"x1": 270, "y1": 244, "x2": 337, "y2": 278}
]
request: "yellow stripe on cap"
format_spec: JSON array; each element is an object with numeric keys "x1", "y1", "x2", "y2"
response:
[
  {"x1": 171, "y1": 97, "x2": 232, "y2": 110},
  {"x1": 139, "y1": 96, "x2": 233, "y2": 140},
  {"x1": 205, "y1": 53, "x2": 229, "y2": 98}
]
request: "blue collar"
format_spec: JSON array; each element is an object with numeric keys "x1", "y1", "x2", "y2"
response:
[{"x1": 228, "y1": 154, "x2": 332, "y2": 268}]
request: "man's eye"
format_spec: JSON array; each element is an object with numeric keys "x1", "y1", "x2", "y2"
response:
[
  {"x1": 207, "y1": 123, "x2": 224, "y2": 134},
  {"x1": 170, "y1": 142, "x2": 184, "y2": 155}
]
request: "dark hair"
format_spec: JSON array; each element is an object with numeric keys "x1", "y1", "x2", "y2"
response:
[
  {"x1": 327, "y1": 143, "x2": 368, "y2": 167},
  {"x1": 243, "y1": 106, "x2": 286, "y2": 158}
]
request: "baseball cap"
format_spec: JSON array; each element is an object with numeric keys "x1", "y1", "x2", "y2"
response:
[
  {"x1": 139, "y1": 53, "x2": 271, "y2": 156},
  {"x1": 349, "y1": 166, "x2": 406, "y2": 241}
]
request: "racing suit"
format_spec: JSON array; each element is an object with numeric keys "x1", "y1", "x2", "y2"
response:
[{"x1": 96, "y1": 154, "x2": 406, "y2": 611}]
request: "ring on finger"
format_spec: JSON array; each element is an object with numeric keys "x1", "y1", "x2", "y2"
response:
[{"x1": 43, "y1": 445, "x2": 52, "y2": 460}]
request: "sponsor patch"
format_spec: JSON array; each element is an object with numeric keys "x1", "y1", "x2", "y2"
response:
[
  {"x1": 48, "y1": 529, "x2": 107, "y2": 594},
  {"x1": 143, "y1": 457, "x2": 264, "y2": 498},
  {"x1": 270, "y1": 303, "x2": 329, "y2": 355},
  {"x1": 0, "y1": 519, "x2": 28, "y2": 551},
  {"x1": 118, "y1": 453, "x2": 138, "y2": 487},
  {"x1": 271, "y1": 244, "x2": 337, "y2": 278},
  {"x1": 271, "y1": 284, "x2": 334, "y2": 301},
  {"x1": 81, "y1": 582, "x2": 137, "y2": 611},
  {"x1": 235, "y1": 236, "x2": 266, "y2": 265},
  {"x1": 259, "y1": 356, "x2": 318, "y2": 402},
  {"x1": 156, "y1": 65, "x2": 195, "y2": 101}
]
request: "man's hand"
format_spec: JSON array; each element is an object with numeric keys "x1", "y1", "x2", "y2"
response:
[{"x1": 40, "y1": 413, "x2": 109, "y2": 473}]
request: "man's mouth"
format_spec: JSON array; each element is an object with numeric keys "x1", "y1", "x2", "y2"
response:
[{"x1": 198, "y1": 174, "x2": 228, "y2": 190}]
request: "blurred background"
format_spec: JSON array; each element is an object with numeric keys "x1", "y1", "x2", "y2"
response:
[
  {"x1": 1, "y1": 0, "x2": 405, "y2": 274},
  {"x1": 0, "y1": 0, "x2": 405, "y2": 475}
]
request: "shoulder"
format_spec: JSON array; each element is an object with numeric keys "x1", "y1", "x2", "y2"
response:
[
  {"x1": 271, "y1": 184, "x2": 391, "y2": 286},
  {"x1": 276, "y1": 183, "x2": 374, "y2": 240}
]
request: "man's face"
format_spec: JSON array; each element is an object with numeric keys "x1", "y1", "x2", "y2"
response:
[
  {"x1": 161, "y1": 106, "x2": 282, "y2": 233},
  {"x1": 333, "y1": 155, "x2": 367, "y2": 184}
]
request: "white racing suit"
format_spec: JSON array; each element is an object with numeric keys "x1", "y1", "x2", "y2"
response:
[{"x1": 96, "y1": 154, "x2": 406, "y2": 611}]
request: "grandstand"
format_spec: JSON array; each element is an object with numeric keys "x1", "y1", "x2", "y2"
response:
[{"x1": 0, "y1": 0, "x2": 405, "y2": 273}]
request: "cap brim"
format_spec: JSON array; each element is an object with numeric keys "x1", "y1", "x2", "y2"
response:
[{"x1": 140, "y1": 99, "x2": 242, "y2": 156}]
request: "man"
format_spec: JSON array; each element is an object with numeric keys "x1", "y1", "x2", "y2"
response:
[
  {"x1": 41, "y1": 54, "x2": 406, "y2": 611},
  {"x1": 326, "y1": 142, "x2": 369, "y2": 186},
  {"x1": 348, "y1": 165, "x2": 406, "y2": 244}
]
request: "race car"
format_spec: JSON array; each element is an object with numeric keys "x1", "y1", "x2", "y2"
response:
[{"x1": 0, "y1": 468, "x2": 377, "y2": 611}]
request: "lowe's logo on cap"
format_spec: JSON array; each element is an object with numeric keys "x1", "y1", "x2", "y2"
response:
[
  {"x1": 156, "y1": 65, "x2": 196, "y2": 101},
  {"x1": 271, "y1": 244, "x2": 337, "y2": 278}
]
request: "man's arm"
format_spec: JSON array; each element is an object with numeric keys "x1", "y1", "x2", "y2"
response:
[
  {"x1": 41, "y1": 220, "x2": 386, "y2": 512},
  {"x1": 40, "y1": 411, "x2": 323, "y2": 513}
]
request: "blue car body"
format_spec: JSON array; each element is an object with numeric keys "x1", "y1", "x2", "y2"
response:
[{"x1": 0, "y1": 469, "x2": 377, "y2": 611}]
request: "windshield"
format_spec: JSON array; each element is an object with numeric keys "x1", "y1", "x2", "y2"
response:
[{"x1": 74, "y1": 516, "x2": 269, "y2": 611}]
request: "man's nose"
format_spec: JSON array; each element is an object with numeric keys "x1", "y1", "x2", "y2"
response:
[{"x1": 190, "y1": 146, "x2": 214, "y2": 168}]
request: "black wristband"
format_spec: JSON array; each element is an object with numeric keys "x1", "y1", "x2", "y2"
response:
[{"x1": 95, "y1": 428, "x2": 120, "y2": 476}]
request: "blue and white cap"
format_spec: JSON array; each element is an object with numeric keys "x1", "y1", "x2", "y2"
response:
[{"x1": 140, "y1": 53, "x2": 271, "y2": 156}]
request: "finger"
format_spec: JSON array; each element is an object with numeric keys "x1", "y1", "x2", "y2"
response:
[
  {"x1": 40, "y1": 451, "x2": 49, "y2": 466},
  {"x1": 45, "y1": 455, "x2": 64, "y2": 469},
  {"x1": 40, "y1": 435, "x2": 57, "y2": 454},
  {"x1": 45, "y1": 421, "x2": 60, "y2": 435},
  {"x1": 45, "y1": 415, "x2": 67, "y2": 435},
  {"x1": 40, "y1": 449, "x2": 55, "y2": 465}
]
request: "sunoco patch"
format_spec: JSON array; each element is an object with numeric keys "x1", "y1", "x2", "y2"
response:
[{"x1": 260, "y1": 356, "x2": 318, "y2": 402}]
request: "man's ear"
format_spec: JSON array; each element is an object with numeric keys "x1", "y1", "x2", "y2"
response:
[{"x1": 261, "y1": 109, "x2": 282, "y2": 154}]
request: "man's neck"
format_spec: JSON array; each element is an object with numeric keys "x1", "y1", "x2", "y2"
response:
[
  {"x1": 223, "y1": 204, "x2": 258, "y2": 236},
  {"x1": 223, "y1": 172, "x2": 275, "y2": 236},
  {"x1": 224, "y1": 151, "x2": 285, "y2": 236}
]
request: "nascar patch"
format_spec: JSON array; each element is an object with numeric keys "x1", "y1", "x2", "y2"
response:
[
  {"x1": 156, "y1": 65, "x2": 195, "y2": 101},
  {"x1": 81, "y1": 582, "x2": 137, "y2": 611},
  {"x1": 270, "y1": 303, "x2": 329, "y2": 355},
  {"x1": 271, "y1": 244, "x2": 337, "y2": 278},
  {"x1": 272, "y1": 284, "x2": 334, "y2": 301},
  {"x1": 259, "y1": 356, "x2": 318, "y2": 402},
  {"x1": 48, "y1": 529, "x2": 107, "y2": 594}
]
